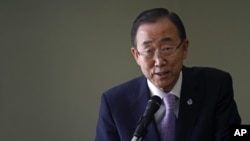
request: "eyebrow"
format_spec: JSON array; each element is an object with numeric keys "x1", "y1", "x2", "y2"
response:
[
  {"x1": 142, "y1": 37, "x2": 173, "y2": 46},
  {"x1": 142, "y1": 40, "x2": 153, "y2": 46},
  {"x1": 160, "y1": 37, "x2": 172, "y2": 43}
]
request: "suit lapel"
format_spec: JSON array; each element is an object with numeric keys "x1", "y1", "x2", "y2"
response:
[
  {"x1": 132, "y1": 68, "x2": 204, "y2": 141},
  {"x1": 176, "y1": 67, "x2": 203, "y2": 141}
]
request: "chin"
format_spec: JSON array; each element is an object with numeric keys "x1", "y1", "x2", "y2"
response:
[
  {"x1": 156, "y1": 83, "x2": 169, "y2": 90},
  {"x1": 156, "y1": 81, "x2": 173, "y2": 91}
]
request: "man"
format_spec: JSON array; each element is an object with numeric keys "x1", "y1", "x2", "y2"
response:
[{"x1": 95, "y1": 8, "x2": 241, "y2": 141}]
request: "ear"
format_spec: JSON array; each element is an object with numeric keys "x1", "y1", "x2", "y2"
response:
[
  {"x1": 182, "y1": 39, "x2": 189, "y2": 59},
  {"x1": 131, "y1": 47, "x2": 141, "y2": 66}
]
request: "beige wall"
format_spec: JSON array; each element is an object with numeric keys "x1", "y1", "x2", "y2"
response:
[{"x1": 0, "y1": 0, "x2": 249, "y2": 140}]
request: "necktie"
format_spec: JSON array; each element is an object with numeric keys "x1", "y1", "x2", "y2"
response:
[{"x1": 160, "y1": 94, "x2": 176, "y2": 141}]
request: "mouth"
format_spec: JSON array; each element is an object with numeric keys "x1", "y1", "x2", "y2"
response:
[{"x1": 153, "y1": 71, "x2": 170, "y2": 78}]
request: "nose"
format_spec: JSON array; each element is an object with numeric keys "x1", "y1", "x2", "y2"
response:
[{"x1": 153, "y1": 51, "x2": 166, "y2": 67}]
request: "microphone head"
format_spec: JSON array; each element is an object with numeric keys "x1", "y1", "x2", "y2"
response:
[
  {"x1": 143, "y1": 95, "x2": 162, "y2": 117},
  {"x1": 150, "y1": 95, "x2": 162, "y2": 106}
]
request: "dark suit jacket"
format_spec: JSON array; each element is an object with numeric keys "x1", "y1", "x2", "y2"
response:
[{"x1": 95, "y1": 67, "x2": 241, "y2": 141}]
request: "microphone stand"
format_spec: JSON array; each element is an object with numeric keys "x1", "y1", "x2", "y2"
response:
[
  {"x1": 131, "y1": 136, "x2": 142, "y2": 141},
  {"x1": 130, "y1": 117, "x2": 148, "y2": 141}
]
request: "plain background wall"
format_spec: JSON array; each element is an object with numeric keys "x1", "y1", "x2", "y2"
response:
[{"x1": 0, "y1": 0, "x2": 249, "y2": 141}]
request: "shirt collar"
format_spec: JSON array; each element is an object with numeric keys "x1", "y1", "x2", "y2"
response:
[{"x1": 147, "y1": 71, "x2": 182, "y2": 99}]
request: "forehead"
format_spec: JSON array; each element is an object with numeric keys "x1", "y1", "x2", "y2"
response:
[{"x1": 136, "y1": 18, "x2": 180, "y2": 46}]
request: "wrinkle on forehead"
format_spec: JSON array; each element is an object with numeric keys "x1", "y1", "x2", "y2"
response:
[{"x1": 136, "y1": 18, "x2": 180, "y2": 48}]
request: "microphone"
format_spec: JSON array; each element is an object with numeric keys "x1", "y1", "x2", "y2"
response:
[{"x1": 131, "y1": 95, "x2": 162, "y2": 141}]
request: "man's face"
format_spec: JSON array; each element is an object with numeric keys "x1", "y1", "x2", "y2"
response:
[{"x1": 131, "y1": 18, "x2": 189, "y2": 92}]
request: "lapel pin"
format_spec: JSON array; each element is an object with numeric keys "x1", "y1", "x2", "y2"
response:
[{"x1": 187, "y1": 99, "x2": 193, "y2": 105}]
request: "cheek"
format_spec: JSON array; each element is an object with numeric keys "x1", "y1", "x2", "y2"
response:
[
  {"x1": 139, "y1": 61, "x2": 154, "y2": 74},
  {"x1": 168, "y1": 56, "x2": 184, "y2": 71}
]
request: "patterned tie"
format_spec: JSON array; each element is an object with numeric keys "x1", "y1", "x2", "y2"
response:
[{"x1": 160, "y1": 94, "x2": 176, "y2": 141}]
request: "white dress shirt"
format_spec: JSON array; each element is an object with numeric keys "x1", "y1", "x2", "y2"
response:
[{"x1": 147, "y1": 71, "x2": 182, "y2": 133}]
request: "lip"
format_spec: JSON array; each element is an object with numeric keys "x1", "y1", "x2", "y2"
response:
[{"x1": 153, "y1": 71, "x2": 170, "y2": 79}]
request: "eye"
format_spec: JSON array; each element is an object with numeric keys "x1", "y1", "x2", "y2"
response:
[
  {"x1": 145, "y1": 49, "x2": 155, "y2": 54},
  {"x1": 162, "y1": 47, "x2": 174, "y2": 51}
]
